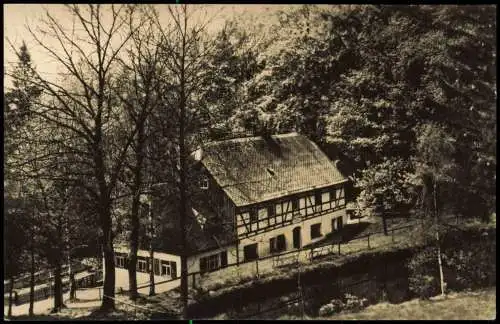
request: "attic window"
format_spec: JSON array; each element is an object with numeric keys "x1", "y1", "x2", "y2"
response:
[
  {"x1": 200, "y1": 176, "x2": 209, "y2": 190},
  {"x1": 266, "y1": 168, "x2": 275, "y2": 176}
]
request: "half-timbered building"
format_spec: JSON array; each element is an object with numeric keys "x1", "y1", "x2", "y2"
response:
[
  {"x1": 188, "y1": 132, "x2": 349, "y2": 271},
  {"x1": 110, "y1": 132, "x2": 349, "y2": 284}
]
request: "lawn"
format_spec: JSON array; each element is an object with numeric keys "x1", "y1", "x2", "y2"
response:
[{"x1": 281, "y1": 288, "x2": 496, "y2": 320}]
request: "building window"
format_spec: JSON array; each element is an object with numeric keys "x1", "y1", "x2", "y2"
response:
[
  {"x1": 311, "y1": 223, "x2": 322, "y2": 239},
  {"x1": 208, "y1": 254, "x2": 219, "y2": 270},
  {"x1": 200, "y1": 251, "x2": 228, "y2": 273},
  {"x1": 244, "y1": 243, "x2": 259, "y2": 261},
  {"x1": 116, "y1": 256, "x2": 125, "y2": 268},
  {"x1": 161, "y1": 261, "x2": 171, "y2": 276},
  {"x1": 249, "y1": 209, "x2": 258, "y2": 222},
  {"x1": 315, "y1": 191, "x2": 322, "y2": 205},
  {"x1": 270, "y1": 234, "x2": 286, "y2": 253},
  {"x1": 200, "y1": 176, "x2": 209, "y2": 190},
  {"x1": 157, "y1": 260, "x2": 177, "y2": 277},
  {"x1": 292, "y1": 199, "x2": 299, "y2": 211},
  {"x1": 138, "y1": 260, "x2": 147, "y2": 272},
  {"x1": 268, "y1": 205, "x2": 275, "y2": 218}
]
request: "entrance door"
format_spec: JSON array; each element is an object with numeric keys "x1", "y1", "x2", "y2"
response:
[
  {"x1": 332, "y1": 217, "x2": 344, "y2": 232},
  {"x1": 293, "y1": 227, "x2": 301, "y2": 249}
]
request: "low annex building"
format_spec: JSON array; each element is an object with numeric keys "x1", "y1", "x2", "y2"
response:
[{"x1": 110, "y1": 132, "x2": 349, "y2": 285}]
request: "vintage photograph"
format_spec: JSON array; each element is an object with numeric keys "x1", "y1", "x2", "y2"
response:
[{"x1": 3, "y1": 4, "x2": 496, "y2": 320}]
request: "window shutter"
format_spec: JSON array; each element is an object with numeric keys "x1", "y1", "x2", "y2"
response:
[
  {"x1": 154, "y1": 259, "x2": 160, "y2": 275},
  {"x1": 220, "y1": 251, "x2": 228, "y2": 267},
  {"x1": 170, "y1": 261, "x2": 177, "y2": 278},
  {"x1": 200, "y1": 257, "x2": 207, "y2": 273}
]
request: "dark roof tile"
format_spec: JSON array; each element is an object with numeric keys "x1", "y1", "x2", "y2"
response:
[{"x1": 200, "y1": 132, "x2": 347, "y2": 206}]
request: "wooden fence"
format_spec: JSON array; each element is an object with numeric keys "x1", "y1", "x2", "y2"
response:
[
  {"x1": 126, "y1": 220, "x2": 420, "y2": 295},
  {"x1": 7, "y1": 270, "x2": 103, "y2": 306},
  {"x1": 103, "y1": 215, "x2": 461, "y2": 298},
  {"x1": 4, "y1": 262, "x2": 90, "y2": 292}
]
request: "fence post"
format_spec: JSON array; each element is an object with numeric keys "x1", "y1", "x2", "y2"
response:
[
  {"x1": 338, "y1": 241, "x2": 341, "y2": 255},
  {"x1": 367, "y1": 234, "x2": 370, "y2": 249},
  {"x1": 255, "y1": 259, "x2": 259, "y2": 278},
  {"x1": 192, "y1": 273, "x2": 195, "y2": 289}
]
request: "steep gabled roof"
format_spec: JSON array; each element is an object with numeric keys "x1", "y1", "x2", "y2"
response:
[
  {"x1": 198, "y1": 132, "x2": 348, "y2": 207},
  {"x1": 149, "y1": 194, "x2": 236, "y2": 256}
]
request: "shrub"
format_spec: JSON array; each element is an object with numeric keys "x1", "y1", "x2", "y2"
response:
[
  {"x1": 442, "y1": 238, "x2": 496, "y2": 290},
  {"x1": 344, "y1": 293, "x2": 368, "y2": 312},
  {"x1": 318, "y1": 293, "x2": 368, "y2": 316},
  {"x1": 408, "y1": 232, "x2": 496, "y2": 299},
  {"x1": 318, "y1": 298, "x2": 344, "y2": 316},
  {"x1": 407, "y1": 247, "x2": 441, "y2": 299}
]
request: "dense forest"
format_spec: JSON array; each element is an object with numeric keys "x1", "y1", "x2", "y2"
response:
[{"x1": 4, "y1": 4, "x2": 496, "y2": 316}]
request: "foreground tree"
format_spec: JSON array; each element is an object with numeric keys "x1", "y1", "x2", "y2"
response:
[
  {"x1": 413, "y1": 123, "x2": 458, "y2": 297},
  {"x1": 4, "y1": 41, "x2": 44, "y2": 317},
  {"x1": 7, "y1": 4, "x2": 145, "y2": 311},
  {"x1": 146, "y1": 4, "x2": 257, "y2": 317},
  {"x1": 4, "y1": 197, "x2": 31, "y2": 317},
  {"x1": 114, "y1": 10, "x2": 164, "y2": 300}
]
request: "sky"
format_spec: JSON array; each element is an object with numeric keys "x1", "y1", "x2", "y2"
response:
[{"x1": 3, "y1": 4, "x2": 302, "y2": 88}]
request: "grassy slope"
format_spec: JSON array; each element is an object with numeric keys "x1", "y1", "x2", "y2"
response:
[{"x1": 281, "y1": 288, "x2": 496, "y2": 320}]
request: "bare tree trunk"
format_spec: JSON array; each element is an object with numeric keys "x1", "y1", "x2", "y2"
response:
[
  {"x1": 149, "y1": 203, "x2": 155, "y2": 296},
  {"x1": 100, "y1": 198, "x2": 116, "y2": 311},
  {"x1": 128, "y1": 122, "x2": 146, "y2": 301},
  {"x1": 51, "y1": 261, "x2": 64, "y2": 312},
  {"x1": 149, "y1": 243, "x2": 155, "y2": 296},
  {"x1": 179, "y1": 100, "x2": 189, "y2": 318},
  {"x1": 8, "y1": 277, "x2": 14, "y2": 317},
  {"x1": 382, "y1": 211, "x2": 388, "y2": 235},
  {"x1": 434, "y1": 179, "x2": 445, "y2": 297},
  {"x1": 178, "y1": 8, "x2": 189, "y2": 318},
  {"x1": 128, "y1": 192, "x2": 140, "y2": 301},
  {"x1": 52, "y1": 211, "x2": 66, "y2": 313},
  {"x1": 29, "y1": 246, "x2": 35, "y2": 316}
]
